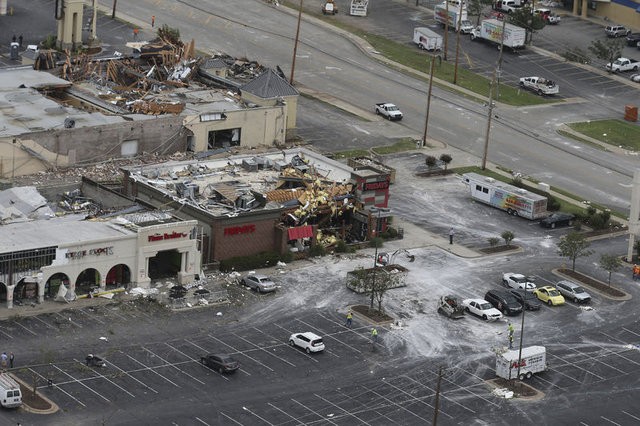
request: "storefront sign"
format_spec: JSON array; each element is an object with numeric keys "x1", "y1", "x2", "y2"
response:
[
  {"x1": 148, "y1": 231, "x2": 188, "y2": 242},
  {"x1": 224, "y1": 224, "x2": 256, "y2": 236},
  {"x1": 66, "y1": 246, "x2": 114, "y2": 259},
  {"x1": 364, "y1": 181, "x2": 389, "y2": 191}
]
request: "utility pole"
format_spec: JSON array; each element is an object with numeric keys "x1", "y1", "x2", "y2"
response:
[
  {"x1": 515, "y1": 288, "x2": 527, "y2": 381},
  {"x1": 453, "y1": 1, "x2": 463, "y2": 84},
  {"x1": 290, "y1": 0, "x2": 304, "y2": 85},
  {"x1": 369, "y1": 208, "x2": 381, "y2": 310},
  {"x1": 432, "y1": 366, "x2": 443, "y2": 425},
  {"x1": 111, "y1": 0, "x2": 117, "y2": 19},
  {"x1": 443, "y1": 0, "x2": 449, "y2": 61},
  {"x1": 421, "y1": 55, "x2": 437, "y2": 148},
  {"x1": 480, "y1": 19, "x2": 507, "y2": 170}
]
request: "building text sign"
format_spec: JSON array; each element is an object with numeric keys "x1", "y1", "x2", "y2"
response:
[
  {"x1": 66, "y1": 246, "x2": 114, "y2": 259},
  {"x1": 148, "y1": 231, "x2": 188, "y2": 242},
  {"x1": 224, "y1": 224, "x2": 256, "y2": 236},
  {"x1": 364, "y1": 181, "x2": 389, "y2": 191}
]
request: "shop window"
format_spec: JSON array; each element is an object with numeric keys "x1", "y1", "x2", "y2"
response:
[{"x1": 207, "y1": 128, "x2": 240, "y2": 149}]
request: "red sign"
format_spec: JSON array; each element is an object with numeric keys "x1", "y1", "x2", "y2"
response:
[
  {"x1": 511, "y1": 360, "x2": 527, "y2": 369},
  {"x1": 224, "y1": 224, "x2": 256, "y2": 236},
  {"x1": 364, "y1": 181, "x2": 389, "y2": 191},
  {"x1": 148, "y1": 231, "x2": 187, "y2": 242}
]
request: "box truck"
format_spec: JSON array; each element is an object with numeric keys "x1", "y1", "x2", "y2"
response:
[
  {"x1": 496, "y1": 346, "x2": 547, "y2": 380},
  {"x1": 434, "y1": 3, "x2": 473, "y2": 33},
  {"x1": 0, "y1": 374, "x2": 22, "y2": 408},
  {"x1": 462, "y1": 173, "x2": 548, "y2": 220},
  {"x1": 470, "y1": 19, "x2": 526, "y2": 50},
  {"x1": 413, "y1": 27, "x2": 443, "y2": 51}
]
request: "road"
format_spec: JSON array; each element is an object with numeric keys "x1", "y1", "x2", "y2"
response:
[{"x1": 99, "y1": 0, "x2": 639, "y2": 214}]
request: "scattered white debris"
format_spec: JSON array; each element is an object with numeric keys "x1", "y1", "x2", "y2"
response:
[
  {"x1": 186, "y1": 303, "x2": 192, "y2": 308},
  {"x1": 327, "y1": 414, "x2": 334, "y2": 418},
  {"x1": 216, "y1": 312, "x2": 223, "y2": 316},
  {"x1": 229, "y1": 271, "x2": 241, "y2": 278},
  {"x1": 99, "y1": 293, "x2": 115, "y2": 299},
  {"x1": 493, "y1": 388, "x2": 514, "y2": 399},
  {"x1": 99, "y1": 336, "x2": 108, "y2": 342},
  {"x1": 580, "y1": 306, "x2": 594, "y2": 311},
  {"x1": 276, "y1": 261, "x2": 287, "y2": 268},
  {"x1": 198, "y1": 299, "x2": 209, "y2": 306}
]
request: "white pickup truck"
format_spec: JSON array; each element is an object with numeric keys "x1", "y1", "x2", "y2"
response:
[
  {"x1": 605, "y1": 57, "x2": 640, "y2": 73},
  {"x1": 519, "y1": 76, "x2": 559, "y2": 96},
  {"x1": 375, "y1": 103, "x2": 403, "y2": 121}
]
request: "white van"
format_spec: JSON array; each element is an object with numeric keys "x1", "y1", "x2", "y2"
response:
[{"x1": 0, "y1": 374, "x2": 22, "y2": 408}]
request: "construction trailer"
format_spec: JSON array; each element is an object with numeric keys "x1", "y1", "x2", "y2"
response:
[{"x1": 350, "y1": 0, "x2": 369, "y2": 16}]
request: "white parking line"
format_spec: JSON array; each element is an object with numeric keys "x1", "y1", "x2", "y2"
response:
[
  {"x1": 233, "y1": 332, "x2": 297, "y2": 367},
  {"x1": 122, "y1": 351, "x2": 180, "y2": 387},
  {"x1": 270, "y1": 323, "x2": 323, "y2": 361},
  {"x1": 557, "y1": 342, "x2": 624, "y2": 375},
  {"x1": 266, "y1": 402, "x2": 306, "y2": 424},
  {"x1": 622, "y1": 327, "x2": 640, "y2": 338},
  {"x1": 545, "y1": 352, "x2": 603, "y2": 381},
  {"x1": 291, "y1": 398, "x2": 339, "y2": 425},
  {"x1": 0, "y1": 326, "x2": 13, "y2": 339},
  {"x1": 164, "y1": 342, "x2": 229, "y2": 382},
  {"x1": 401, "y1": 375, "x2": 475, "y2": 414},
  {"x1": 362, "y1": 386, "x2": 432, "y2": 423},
  {"x1": 31, "y1": 315, "x2": 57, "y2": 330},
  {"x1": 195, "y1": 417, "x2": 210, "y2": 425},
  {"x1": 596, "y1": 333, "x2": 640, "y2": 367},
  {"x1": 383, "y1": 380, "x2": 453, "y2": 419},
  {"x1": 295, "y1": 319, "x2": 362, "y2": 354},
  {"x1": 30, "y1": 367, "x2": 87, "y2": 407},
  {"x1": 11, "y1": 320, "x2": 37, "y2": 336},
  {"x1": 623, "y1": 411, "x2": 640, "y2": 421},
  {"x1": 141, "y1": 347, "x2": 206, "y2": 385},
  {"x1": 314, "y1": 393, "x2": 373, "y2": 425},
  {"x1": 334, "y1": 388, "x2": 401, "y2": 424},
  {"x1": 601, "y1": 416, "x2": 621, "y2": 425},
  {"x1": 241, "y1": 405, "x2": 276, "y2": 425},
  {"x1": 55, "y1": 312, "x2": 83, "y2": 328},
  {"x1": 51, "y1": 364, "x2": 109, "y2": 402},
  {"x1": 219, "y1": 411, "x2": 245, "y2": 425},
  {"x1": 72, "y1": 358, "x2": 136, "y2": 397},
  {"x1": 184, "y1": 338, "x2": 250, "y2": 376},
  {"x1": 77, "y1": 308, "x2": 106, "y2": 324},
  {"x1": 106, "y1": 357, "x2": 158, "y2": 394},
  {"x1": 208, "y1": 334, "x2": 275, "y2": 372}
]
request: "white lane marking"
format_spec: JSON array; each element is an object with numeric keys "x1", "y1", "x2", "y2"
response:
[
  {"x1": 233, "y1": 332, "x2": 296, "y2": 367},
  {"x1": 291, "y1": 398, "x2": 339, "y2": 425},
  {"x1": 401, "y1": 374, "x2": 476, "y2": 414},
  {"x1": 267, "y1": 402, "x2": 305, "y2": 424},
  {"x1": 11, "y1": 320, "x2": 37, "y2": 336},
  {"x1": 242, "y1": 405, "x2": 275, "y2": 425},
  {"x1": 184, "y1": 338, "x2": 250, "y2": 376},
  {"x1": 296, "y1": 318, "x2": 361, "y2": 355},
  {"x1": 165, "y1": 342, "x2": 229, "y2": 382},
  {"x1": 208, "y1": 334, "x2": 275, "y2": 372},
  {"x1": 314, "y1": 393, "x2": 373, "y2": 425},
  {"x1": 600, "y1": 416, "x2": 621, "y2": 425},
  {"x1": 107, "y1": 357, "x2": 158, "y2": 394},
  {"x1": 51, "y1": 364, "x2": 109, "y2": 402},
  {"x1": 77, "y1": 308, "x2": 106, "y2": 324},
  {"x1": 31, "y1": 367, "x2": 86, "y2": 407},
  {"x1": 141, "y1": 347, "x2": 206, "y2": 385},
  {"x1": 219, "y1": 411, "x2": 245, "y2": 425},
  {"x1": 622, "y1": 411, "x2": 640, "y2": 421},
  {"x1": 383, "y1": 379, "x2": 453, "y2": 419},
  {"x1": 72, "y1": 358, "x2": 135, "y2": 397},
  {"x1": 122, "y1": 351, "x2": 180, "y2": 387},
  {"x1": 32, "y1": 315, "x2": 57, "y2": 330},
  {"x1": 195, "y1": 417, "x2": 210, "y2": 425},
  {"x1": 55, "y1": 312, "x2": 82, "y2": 328}
]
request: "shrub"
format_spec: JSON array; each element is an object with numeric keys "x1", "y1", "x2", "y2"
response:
[
  {"x1": 586, "y1": 206, "x2": 597, "y2": 216},
  {"x1": 546, "y1": 195, "x2": 561, "y2": 212},
  {"x1": 501, "y1": 230, "x2": 515, "y2": 246},
  {"x1": 439, "y1": 154, "x2": 452, "y2": 170},
  {"x1": 425, "y1": 155, "x2": 437, "y2": 168},
  {"x1": 335, "y1": 240, "x2": 350, "y2": 253},
  {"x1": 588, "y1": 214, "x2": 606, "y2": 230},
  {"x1": 309, "y1": 244, "x2": 327, "y2": 257},
  {"x1": 386, "y1": 227, "x2": 399, "y2": 238},
  {"x1": 369, "y1": 237, "x2": 384, "y2": 248},
  {"x1": 488, "y1": 237, "x2": 500, "y2": 247}
]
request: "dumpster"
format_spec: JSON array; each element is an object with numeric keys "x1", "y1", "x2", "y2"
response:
[{"x1": 625, "y1": 105, "x2": 638, "y2": 122}]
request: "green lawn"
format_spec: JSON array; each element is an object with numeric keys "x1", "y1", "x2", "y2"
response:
[
  {"x1": 566, "y1": 120, "x2": 640, "y2": 151},
  {"x1": 372, "y1": 138, "x2": 418, "y2": 155}
]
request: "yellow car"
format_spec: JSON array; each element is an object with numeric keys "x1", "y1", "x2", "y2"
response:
[{"x1": 534, "y1": 286, "x2": 565, "y2": 306}]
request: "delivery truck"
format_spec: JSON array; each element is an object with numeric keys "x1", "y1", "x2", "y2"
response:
[
  {"x1": 496, "y1": 346, "x2": 547, "y2": 380},
  {"x1": 462, "y1": 173, "x2": 548, "y2": 220},
  {"x1": 0, "y1": 374, "x2": 22, "y2": 408},
  {"x1": 413, "y1": 27, "x2": 443, "y2": 51},
  {"x1": 434, "y1": 2, "x2": 472, "y2": 33},
  {"x1": 470, "y1": 19, "x2": 526, "y2": 50}
]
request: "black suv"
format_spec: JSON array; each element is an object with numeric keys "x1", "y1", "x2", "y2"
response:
[
  {"x1": 200, "y1": 353, "x2": 240, "y2": 374},
  {"x1": 484, "y1": 289, "x2": 522, "y2": 316},
  {"x1": 509, "y1": 289, "x2": 541, "y2": 311}
]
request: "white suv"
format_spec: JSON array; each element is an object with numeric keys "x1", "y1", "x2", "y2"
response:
[
  {"x1": 605, "y1": 25, "x2": 631, "y2": 38},
  {"x1": 289, "y1": 332, "x2": 325, "y2": 353}
]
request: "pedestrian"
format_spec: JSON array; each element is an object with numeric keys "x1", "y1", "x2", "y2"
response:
[
  {"x1": 133, "y1": 28, "x2": 139, "y2": 41},
  {"x1": 151, "y1": 15, "x2": 155, "y2": 28},
  {"x1": 449, "y1": 227, "x2": 454, "y2": 245},
  {"x1": 507, "y1": 322, "x2": 514, "y2": 337},
  {"x1": 371, "y1": 327, "x2": 378, "y2": 344},
  {"x1": 0, "y1": 352, "x2": 7, "y2": 369},
  {"x1": 345, "y1": 311, "x2": 353, "y2": 328},
  {"x1": 508, "y1": 333, "x2": 514, "y2": 349},
  {"x1": 18, "y1": 34, "x2": 22, "y2": 47},
  {"x1": 9, "y1": 352, "x2": 14, "y2": 369},
  {"x1": 11, "y1": 34, "x2": 16, "y2": 43},
  {"x1": 633, "y1": 264, "x2": 640, "y2": 280}
]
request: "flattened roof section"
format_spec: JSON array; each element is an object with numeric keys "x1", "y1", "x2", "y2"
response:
[
  {"x1": 240, "y1": 69, "x2": 299, "y2": 99},
  {"x1": 0, "y1": 186, "x2": 55, "y2": 223}
]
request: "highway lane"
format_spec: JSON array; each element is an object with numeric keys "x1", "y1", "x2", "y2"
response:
[{"x1": 103, "y1": 0, "x2": 637, "y2": 212}]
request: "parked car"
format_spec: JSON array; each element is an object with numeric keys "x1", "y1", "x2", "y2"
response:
[
  {"x1": 539, "y1": 212, "x2": 575, "y2": 229},
  {"x1": 605, "y1": 25, "x2": 631, "y2": 38},
  {"x1": 533, "y1": 286, "x2": 565, "y2": 306},
  {"x1": 631, "y1": 73, "x2": 640, "y2": 83},
  {"x1": 241, "y1": 274, "x2": 277, "y2": 293},
  {"x1": 509, "y1": 289, "x2": 542, "y2": 311},
  {"x1": 462, "y1": 298, "x2": 503, "y2": 321},
  {"x1": 289, "y1": 332, "x2": 325, "y2": 353},
  {"x1": 555, "y1": 280, "x2": 591, "y2": 303},
  {"x1": 502, "y1": 273, "x2": 537, "y2": 292},
  {"x1": 484, "y1": 289, "x2": 523, "y2": 316},
  {"x1": 626, "y1": 32, "x2": 640, "y2": 47},
  {"x1": 200, "y1": 353, "x2": 240, "y2": 374}
]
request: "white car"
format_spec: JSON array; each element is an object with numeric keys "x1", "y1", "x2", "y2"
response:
[
  {"x1": 631, "y1": 73, "x2": 640, "y2": 83},
  {"x1": 462, "y1": 298, "x2": 503, "y2": 321},
  {"x1": 289, "y1": 332, "x2": 325, "y2": 354},
  {"x1": 502, "y1": 273, "x2": 537, "y2": 292}
]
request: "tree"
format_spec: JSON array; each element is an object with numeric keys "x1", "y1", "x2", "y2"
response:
[
  {"x1": 488, "y1": 237, "x2": 500, "y2": 247},
  {"x1": 508, "y1": 7, "x2": 545, "y2": 45},
  {"x1": 588, "y1": 38, "x2": 624, "y2": 73},
  {"x1": 425, "y1": 155, "x2": 438, "y2": 169},
  {"x1": 557, "y1": 231, "x2": 593, "y2": 271},
  {"x1": 599, "y1": 254, "x2": 621, "y2": 286},
  {"x1": 501, "y1": 230, "x2": 514, "y2": 246},
  {"x1": 439, "y1": 154, "x2": 452, "y2": 171},
  {"x1": 468, "y1": 0, "x2": 492, "y2": 25},
  {"x1": 158, "y1": 24, "x2": 181, "y2": 45}
]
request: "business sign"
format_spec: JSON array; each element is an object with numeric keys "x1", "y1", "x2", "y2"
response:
[
  {"x1": 364, "y1": 181, "x2": 390, "y2": 191},
  {"x1": 148, "y1": 231, "x2": 188, "y2": 242},
  {"x1": 224, "y1": 224, "x2": 256, "y2": 236},
  {"x1": 66, "y1": 246, "x2": 114, "y2": 259}
]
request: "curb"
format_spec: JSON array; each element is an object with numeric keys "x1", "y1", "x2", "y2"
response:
[
  {"x1": 552, "y1": 268, "x2": 632, "y2": 301},
  {"x1": 12, "y1": 374, "x2": 59, "y2": 415}
]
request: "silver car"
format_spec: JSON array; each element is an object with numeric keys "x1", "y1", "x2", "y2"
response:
[
  {"x1": 555, "y1": 280, "x2": 591, "y2": 303},
  {"x1": 241, "y1": 274, "x2": 277, "y2": 293}
]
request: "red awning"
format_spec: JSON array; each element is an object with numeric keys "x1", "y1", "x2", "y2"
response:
[{"x1": 288, "y1": 225, "x2": 313, "y2": 240}]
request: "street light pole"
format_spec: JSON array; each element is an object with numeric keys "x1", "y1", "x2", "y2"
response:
[
  {"x1": 290, "y1": 0, "x2": 304, "y2": 85},
  {"x1": 421, "y1": 55, "x2": 437, "y2": 148},
  {"x1": 515, "y1": 288, "x2": 527, "y2": 380},
  {"x1": 369, "y1": 208, "x2": 381, "y2": 311}
]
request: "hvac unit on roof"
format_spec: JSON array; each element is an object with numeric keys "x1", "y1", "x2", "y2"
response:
[{"x1": 176, "y1": 182, "x2": 200, "y2": 198}]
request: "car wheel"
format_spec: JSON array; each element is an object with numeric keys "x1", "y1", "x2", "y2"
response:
[
  {"x1": 219, "y1": 367, "x2": 224, "y2": 374},
  {"x1": 482, "y1": 314, "x2": 488, "y2": 321},
  {"x1": 537, "y1": 89, "x2": 543, "y2": 96},
  {"x1": 375, "y1": 109, "x2": 380, "y2": 115},
  {"x1": 465, "y1": 307, "x2": 470, "y2": 313},
  {"x1": 289, "y1": 340, "x2": 295, "y2": 347},
  {"x1": 547, "y1": 300, "x2": 552, "y2": 306},
  {"x1": 568, "y1": 220, "x2": 573, "y2": 226},
  {"x1": 574, "y1": 297, "x2": 579, "y2": 303},
  {"x1": 506, "y1": 208, "x2": 513, "y2": 215},
  {"x1": 512, "y1": 210, "x2": 519, "y2": 217},
  {"x1": 305, "y1": 347, "x2": 311, "y2": 354},
  {"x1": 201, "y1": 359, "x2": 205, "y2": 365},
  {"x1": 502, "y1": 279, "x2": 508, "y2": 287},
  {"x1": 519, "y1": 373, "x2": 526, "y2": 380},
  {"x1": 526, "y1": 371, "x2": 533, "y2": 379},
  {"x1": 519, "y1": 81, "x2": 525, "y2": 87},
  {"x1": 551, "y1": 222, "x2": 556, "y2": 229}
]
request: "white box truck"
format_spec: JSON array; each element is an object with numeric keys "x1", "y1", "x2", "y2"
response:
[
  {"x1": 470, "y1": 19, "x2": 526, "y2": 50},
  {"x1": 496, "y1": 346, "x2": 547, "y2": 380},
  {"x1": 0, "y1": 374, "x2": 22, "y2": 408},
  {"x1": 462, "y1": 173, "x2": 548, "y2": 220},
  {"x1": 350, "y1": 0, "x2": 369, "y2": 16},
  {"x1": 413, "y1": 27, "x2": 443, "y2": 51},
  {"x1": 434, "y1": 3, "x2": 472, "y2": 33}
]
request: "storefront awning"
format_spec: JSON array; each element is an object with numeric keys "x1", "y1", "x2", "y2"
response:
[{"x1": 288, "y1": 225, "x2": 313, "y2": 240}]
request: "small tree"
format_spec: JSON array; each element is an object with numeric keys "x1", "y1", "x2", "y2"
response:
[
  {"x1": 501, "y1": 230, "x2": 514, "y2": 246},
  {"x1": 588, "y1": 38, "x2": 625, "y2": 73},
  {"x1": 557, "y1": 231, "x2": 593, "y2": 272},
  {"x1": 425, "y1": 155, "x2": 437, "y2": 169},
  {"x1": 599, "y1": 254, "x2": 621, "y2": 286},
  {"x1": 439, "y1": 154, "x2": 452, "y2": 171},
  {"x1": 488, "y1": 237, "x2": 500, "y2": 247},
  {"x1": 508, "y1": 7, "x2": 545, "y2": 45}
]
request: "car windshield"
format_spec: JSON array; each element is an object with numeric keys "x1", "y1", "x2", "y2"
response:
[
  {"x1": 258, "y1": 277, "x2": 272, "y2": 283},
  {"x1": 574, "y1": 287, "x2": 586, "y2": 293},
  {"x1": 387, "y1": 106, "x2": 399, "y2": 111},
  {"x1": 548, "y1": 290, "x2": 560, "y2": 296},
  {"x1": 514, "y1": 276, "x2": 526, "y2": 283},
  {"x1": 480, "y1": 303, "x2": 492, "y2": 310},
  {"x1": 221, "y1": 357, "x2": 235, "y2": 363}
]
